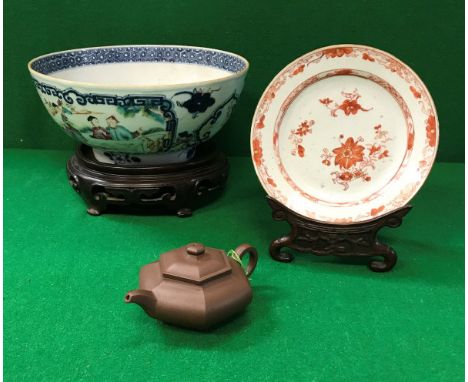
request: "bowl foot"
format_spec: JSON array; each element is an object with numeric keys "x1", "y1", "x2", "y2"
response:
[
  {"x1": 67, "y1": 144, "x2": 228, "y2": 216},
  {"x1": 92, "y1": 147, "x2": 195, "y2": 166}
]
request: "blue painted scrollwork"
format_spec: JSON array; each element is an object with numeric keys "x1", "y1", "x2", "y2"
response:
[
  {"x1": 33, "y1": 80, "x2": 178, "y2": 150},
  {"x1": 194, "y1": 92, "x2": 238, "y2": 142}
]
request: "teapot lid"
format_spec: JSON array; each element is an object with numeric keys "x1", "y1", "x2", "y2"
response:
[{"x1": 159, "y1": 243, "x2": 232, "y2": 284}]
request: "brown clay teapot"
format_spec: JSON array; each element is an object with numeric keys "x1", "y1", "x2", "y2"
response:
[{"x1": 125, "y1": 243, "x2": 258, "y2": 330}]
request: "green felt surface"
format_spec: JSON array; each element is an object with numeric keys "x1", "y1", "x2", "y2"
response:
[
  {"x1": 4, "y1": 0, "x2": 464, "y2": 161},
  {"x1": 4, "y1": 149, "x2": 464, "y2": 381}
]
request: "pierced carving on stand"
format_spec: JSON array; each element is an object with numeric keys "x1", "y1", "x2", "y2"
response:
[
  {"x1": 267, "y1": 196, "x2": 411, "y2": 272},
  {"x1": 195, "y1": 179, "x2": 221, "y2": 196},
  {"x1": 66, "y1": 144, "x2": 228, "y2": 217},
  {"x1": 68, "y1": 174, "x2": 80, "y2": 193},
  {"x1": 139, "y1": 187, "x2": 176, "y2": 203}
]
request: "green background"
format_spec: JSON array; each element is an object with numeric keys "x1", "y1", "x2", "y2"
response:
[
  {"x1": 4, "y1": 151, "x2": 464, "y2": 381},
  {"x1": 4, "y1": 0, "x2": 465, "y2": 380},
  {"x1": 3, "y1": 0, "x2": 465, "y2": 162}
]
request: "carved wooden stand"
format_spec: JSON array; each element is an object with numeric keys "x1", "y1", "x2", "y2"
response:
[
  {"x1": 267, "y1": 196, "x2": 411, "y2": 272},
  {"x1": 66, "y1": 144, "x2": 228, "y2": 217}
]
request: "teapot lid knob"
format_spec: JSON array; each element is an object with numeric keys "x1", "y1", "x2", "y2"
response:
[{"x1": 186, "y1": 243, "x2": 205, "y2": 256}]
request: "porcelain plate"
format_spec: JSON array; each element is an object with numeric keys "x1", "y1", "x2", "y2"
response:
[{"x1": 251, "y1": 45, "x2": 438, "y2": 224}]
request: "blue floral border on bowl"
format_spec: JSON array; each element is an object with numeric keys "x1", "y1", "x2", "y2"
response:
[{"x1": 31, "y1": 46, "x2": 247, "y2": 75}]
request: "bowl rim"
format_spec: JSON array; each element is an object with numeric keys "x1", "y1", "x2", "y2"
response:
[{"x1": 28, "y1": 44, "x2": 249, "y2": 90}]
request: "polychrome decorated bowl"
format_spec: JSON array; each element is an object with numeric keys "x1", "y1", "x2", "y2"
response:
[{"x1": 28, "y1": 45, "x2": 249, "y2": 164}]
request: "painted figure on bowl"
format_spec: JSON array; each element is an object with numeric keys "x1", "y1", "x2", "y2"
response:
[
  {"x1": 29, "y1": 45, "x2": 249, "y2": 164},
  {"x1": 88, "y1": 116, "x2": 111, "y2": 140},
  {"x1": 106, "y1": 116, "x2": 137, "y2": 141}
]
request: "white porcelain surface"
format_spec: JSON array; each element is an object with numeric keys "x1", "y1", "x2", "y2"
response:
[
  {"x1": 251, "y1": 45, "x2": 438, "y2": 223},
  {"x1": 52, "y1": 62, "x2": 232, "y2": 86},
  {"x1": 92, "y1": 147, "x2": 195, "y2": 166},
  {"x1": 28, "y1": 45, "x2": 249, "y2": 162}
]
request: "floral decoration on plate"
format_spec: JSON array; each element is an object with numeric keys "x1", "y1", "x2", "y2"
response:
[{"x1": 251, "y1": 44, "x2": 438, "y2": 224}]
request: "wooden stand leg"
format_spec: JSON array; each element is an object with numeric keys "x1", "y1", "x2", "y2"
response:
[
  {"x1": 267, "y1": 196, "x2": 411, "y2": 273},
  {"x1": 65, "y1": 144, "x2": 228, "y2": 216}
]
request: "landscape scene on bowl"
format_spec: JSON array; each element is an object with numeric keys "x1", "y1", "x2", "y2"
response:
[{"x1": 35, "y1": 81, "x2": 238, "y2": 154}]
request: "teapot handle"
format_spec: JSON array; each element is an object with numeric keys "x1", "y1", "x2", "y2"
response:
[{"x1": 234, "y1": 244, "x2": 258, "y2": 277}]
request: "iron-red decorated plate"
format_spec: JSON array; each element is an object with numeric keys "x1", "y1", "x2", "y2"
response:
[{"x1": 251, "y1": 44, "x2": 438, "y2": 224}]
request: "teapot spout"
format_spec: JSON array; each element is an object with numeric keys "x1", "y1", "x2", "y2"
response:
[{"x1": 125, "y1": 289, "x2": 157, "y2": 318}]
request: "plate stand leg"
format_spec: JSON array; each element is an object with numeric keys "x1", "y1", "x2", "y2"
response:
[{"x1": 267, "y1": 196, "x2": 411, "y2": 273}]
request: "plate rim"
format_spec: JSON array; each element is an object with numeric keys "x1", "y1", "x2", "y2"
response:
[{"x1": 250, "y1": 43, "x2": 439, "y2": 224}]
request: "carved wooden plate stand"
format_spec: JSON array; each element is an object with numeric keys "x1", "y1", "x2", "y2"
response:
[
  {"x1": 67, "y1": 144, "x2": 228, "y2": 217},
  {"x1": 267, "y1": 196, "x2": 411, "y2": 272}
]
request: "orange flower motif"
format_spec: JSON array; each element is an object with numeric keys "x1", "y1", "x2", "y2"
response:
[
  {"x1": 378, "y1": 150, "x2": 389, "y2": 159},
  {"x1": 323, "y1": 47, "x2": 353, "y2": 58},
  {"x1": 410, "y1": 86, "x2": 421, "y2": 99},
  {"x1": 426, "y1": 115, "x2": 437, "y2": 147},
  {"x1": 252, "y1": 138, "x2": 263, "y2": 166},
  {"x1": 255, "y1": 115, "x2": 265, "y2": 129},
  {"x1": 354, "y1": 170, "x2": 364, "y2": 178},
  {"x1": 265, "y1": 89, "x2": 275, "y2": 102},
  {"x1": 291, "y1": 64, "x2": 305, "y2": 76},
  {"x1": 362, "y1": 53, "x2": 375, "y2": 62},
  {"x1": 386, "y1": 58, "x2": 403, "y2": 73},
  {"x1": 339, "y1": 172, "x2": 353, "y2": 181},
  {"x1": 369, "y1": 145, "x2": 381, "y2": 156},
  {"x1": 295, "y1": 120, "x2": 312, "y2": 136},
  {"x1": 332, "y1": 137, "x2": 365, "y2": 169},
  {"x1": 320, "y1": 98, "x2": 333, "y2": 105},
  {"x1": 297, "y1": 145, "x2": 305, "y2": 157},
  {"x1": 338, "y1": 99, "x2": 369, "y2": 116},
  {"x1": 371, "y1": 205, "x2": 385, "y2": 216},
  {"x1": 322, "y1": 91, "x2": 372, "y2": 117},
  {"x1": 267, "y1": 177, "x2": 277, "y2": 187},
  {"x1": 322, "y1": 159, "x2": 331, "y2": 166}
]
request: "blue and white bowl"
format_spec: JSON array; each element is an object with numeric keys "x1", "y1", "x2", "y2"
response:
[{"x1": 28, "y1": 45, "x2": 249, "y2": 165}]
